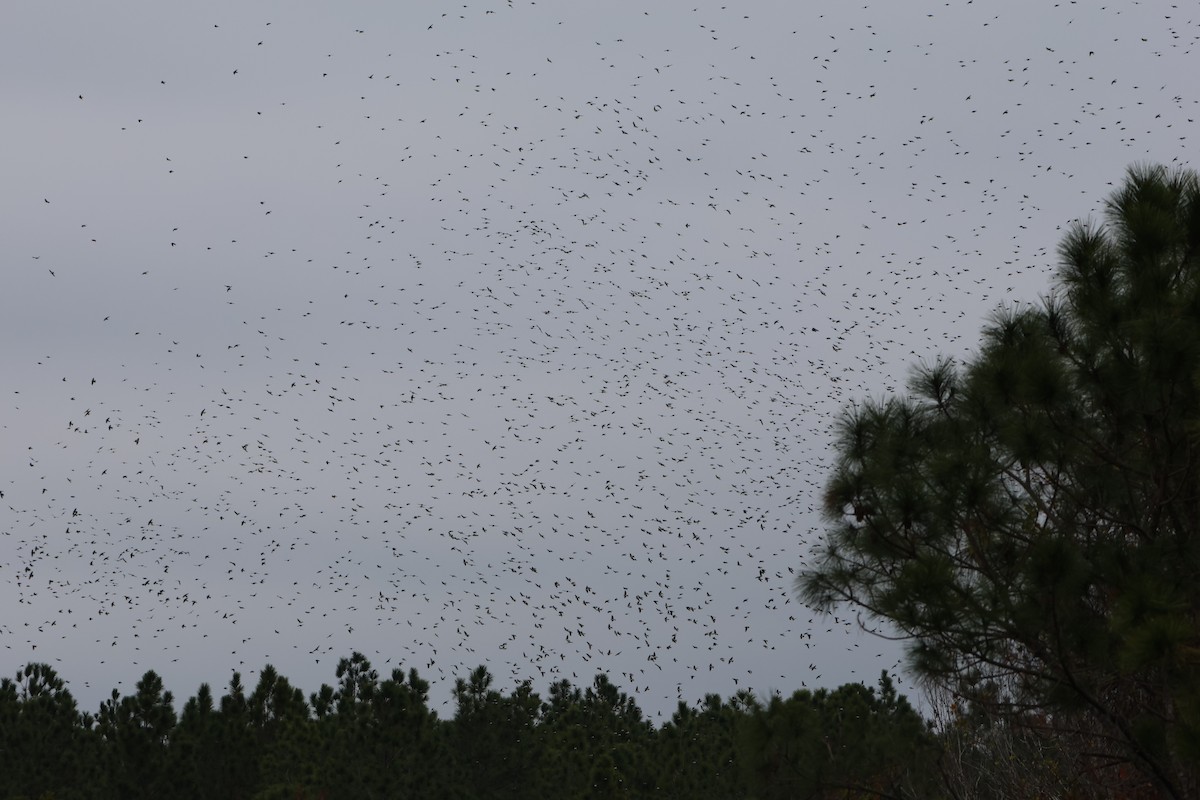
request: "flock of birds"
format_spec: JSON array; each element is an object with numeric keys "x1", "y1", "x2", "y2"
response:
[{"x1": 3, "y1": 0, "x2": 1195, "y2": 716}]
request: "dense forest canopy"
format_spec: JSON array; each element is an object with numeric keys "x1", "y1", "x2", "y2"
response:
[{"x1": 0, "y1": 656, "x2": 936, "y2": 800}]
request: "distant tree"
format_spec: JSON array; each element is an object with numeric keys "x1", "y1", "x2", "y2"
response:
[
  {"x1": 449, "y1": 665, "x2": 544, "y2": 800},
  {"x1": 247, "y1": 665, "x2": 313, "y2": 797},
  {"x1": 0, "y1": 663, "x2": 98, "y2": 800},
  {"x1": 580, "y1": 674, "x2": 655, "y2": 795},
  {"x1": 210, "y1": 671, "x2": 262, "y2": 799},
  {"x1": 364, "y1": 665, "x2": 447, "y2": 798},
  {"x1": 311, "y1": 652, "x2": 382, "y2": 798},
  {"x1": 539, "y1": 678, "x2": 592, "y2": 798},
  {"x1": 652, "y1": 693, "x2": 746, "y2": 800},
  {"x1": 800, "y1": 164, "x2": 1200, "y2": 798},
  {"x1": 737, "y1": 673, "x2": 938, "y2": 799},
  {"x1": 310, "y1": 681, "x2": 336, "y2": 721},
  {"x1": 534, "y1": 673, "x2": 656, "y2": 798},
  {"x1": 0, "y1": 656, "x2": 946, "y2": 800},
  {"x1": 96, "y1": 670, "x2": 177, "y2": 800},
  {"x1": 331, "y1": 652, "x2": 379, "y2": 719},
  {"x1": 169, "y1": 682, "x2": 220, "y2": 800}
]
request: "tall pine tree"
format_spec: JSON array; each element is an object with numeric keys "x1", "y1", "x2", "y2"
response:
[{"x1": 800, "y1": 164, "x2": 1200, "y2": 798}]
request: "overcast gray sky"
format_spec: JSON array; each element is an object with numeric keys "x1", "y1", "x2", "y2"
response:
[{"x1": 2, "y1": 0, "x2": 1195, "y2": 717}]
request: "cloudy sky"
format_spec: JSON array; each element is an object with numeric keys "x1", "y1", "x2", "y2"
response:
[{"x1": 2, "y1": 0, "x2": 1195, "y2": 717}]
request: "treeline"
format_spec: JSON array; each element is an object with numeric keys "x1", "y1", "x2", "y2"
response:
[{"x1": 1, "y1": 654, "x2": 942, "y2": 800}]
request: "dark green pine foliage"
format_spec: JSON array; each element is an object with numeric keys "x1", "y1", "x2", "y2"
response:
[
  {"x1": 652, "y1": 692, "x2": 748, "y2": 800},
  {"x1": 579, "y1": 674, "x2": 655, "y2": 796},
  {"x1": 0, "y1": 656, "x2": 948, "y2": 799},
  {"x1": 362, "y1": 665, "x2": 448, "y2": 798},
  {"x1": 538, "y1": 678, "x2": 593, "y2": 797},
  {"x1": 0, "y1": 664, "x2": 100, "y2": 800},
  {"x1": 736, "y1": 673, "x2": 938, "y2": 800},
  {"x1": 306, "y1": 652, "x2": 450, "y2": 800},
  {"x1": 538, "y1": 674, "x2": 656, "y2": 799},
  {"x1": 449, "y1": 665, "x2": 545, "y2": 800},
  {"x1": 800, "y1": 164, "x2": 1200, "y2": 799},
  {"x1": 168, "y1": 670, "x2": 286, "y2": 800},
  {"x1": 213, "y1": 672, "x2": 262, "y2": 799},
  {"x1": 247, "y1": 665, "x2": 316, "y2": 797},
  {"x1": 310, "y1": 651, "x2": 383, "y2": 799},
  {"x1": 168, "y1": 682, "x2": 223, "y2": 800},
  {"x1": 95, "y1": 670, "x2": 177, "y2": 800}
]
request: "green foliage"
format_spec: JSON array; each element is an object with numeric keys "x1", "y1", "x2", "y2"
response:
[
  {"x1": 737, "y1": 673, "x2": 938, "y2": 800},
  {"x1": 0, "y1": 658, "x2": 937, "y2": 800},
  {"x1": 449, "y1": 665, "x2": 546, "y2": 800},
  {"x1": 800, "y1": 163, "x2": 1200, "y2": 798},
  {"x1": 534, "y1": 674, "x2": 657, "y2": 798},
  {"x1": 96, "y1": 671, "x2": 177, "y2": 800},
  {"x1": 652, "y1": 693, "x2": 746, "y2": 799},
  {"x1": 0, "y1": 664, "x2": 97, "y2": 800}
]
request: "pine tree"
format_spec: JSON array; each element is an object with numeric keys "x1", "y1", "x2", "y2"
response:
[
  {"x1": 96, "y1": 670, "x2": 178, "y2": 800},
  {"x1": 0, "y1": 664, "x2": 97, "y2": 800},
  {"x1": 800, "y1": 164, "x2": 1200, "y2": 798}
]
